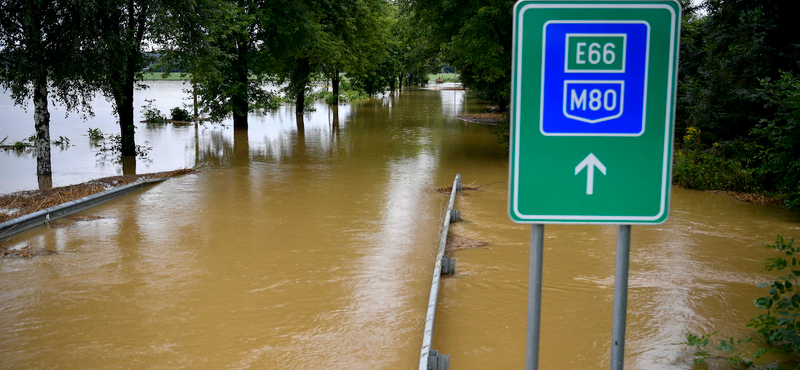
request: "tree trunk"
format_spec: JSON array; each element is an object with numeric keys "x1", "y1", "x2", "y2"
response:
[
  {"x1": 389, "y1": 77, "x2": 396, "y2": 92},
  {"x1": 398, "y1": 74, "x2": 403, "y2": 91},
  {"x1": 33, "y1": 79, "x2": 52, "y2": 176},
  {"x1": 192, "y1": 77, "x2": 199, "y2": 120},
  {"x1": 121, "y1": 155, "x2": 137, "y2": 175},
  {"x1": 37, "y1": 174, "x2": 53, "y2": 190},
  {"x1": 331, "y1": 69, "x2": 340, "y2": 106},
  {"x1": 233, "y1": 128, "x2": 249, "y2": 167},
  {"x1": 295, "y1": 88, "x2": 305, "y2": 115},
  {"x1": 292, "y1": 58, "x2": 311, "y2": 114},
  {"x1": 232, "y1": 51, "x2": 249, "y2": 129},
  {"x1": 331, "y1": 105, "x2": 339, "y2": 135},
  {"x1": 365, "y1": 79, "x2": 374, "y2": 96},
  {"x1": 117, "y1": 0, "x2": 138, "y2": 157},
  {"x1": 114, "y1": 76, "x2": 137, "y2": 157},
  {"x1": 295, "y1": 113, "x2": 306, "y2": 158}
]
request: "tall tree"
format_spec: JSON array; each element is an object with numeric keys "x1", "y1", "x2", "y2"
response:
[
  {"x1": 83, "y1": 0, "x2": 185, "y2": 157},
  {"x1": 317, "y1": 0, "x2": 392, "y2": 104},
  {"x1": 155, "y1": 0, "x2": 231, "y2": 120},
  {"x1": 0, "y1": 0, "x2": 94, "y2": 185},
  {"x1": 264, "y1": 0, "x2": 321, "y2": 114},
  {"x1": 85, "y1": 0, "x2": 152, "y2": 157},
  {"x1": 190, "y1": 0, "x2": 316, "y2": 126},
  {"x1": 405, "y1": 0, "x2": 515, "y2": 109}
]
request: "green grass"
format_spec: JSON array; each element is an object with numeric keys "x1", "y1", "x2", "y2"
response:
[
  {"x1": 428, "y1": 73, "x2": 459, "y2": 83},
  {"x1": 141, "y1": 72, "x2": 189, "y2": 81}
]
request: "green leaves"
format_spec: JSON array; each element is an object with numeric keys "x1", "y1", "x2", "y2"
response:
[
  {"x1": 749, "y1": 237, "x2": 800, "y2": 356},
  {"x1": 678, "y1": 332, "x2": 754, "y2": 367}
]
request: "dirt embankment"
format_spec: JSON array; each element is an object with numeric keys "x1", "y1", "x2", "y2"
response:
[
  {"x1": 0, "y1": 169, "x2": 196, "y2": 224},
  {"x1": 454, "y1": 113, "x2": 505, "y2": 126}
]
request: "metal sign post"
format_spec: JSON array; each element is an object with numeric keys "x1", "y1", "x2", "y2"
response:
[
  {"x1": 525, "y1": 224, "x2": 544, "y2": 370},
  {"x1": 611, "y1": 225, "x2": 631, "y2": 370},
  {"x1": 510, "y1": 1, "x2": 680, "y2": 369}
]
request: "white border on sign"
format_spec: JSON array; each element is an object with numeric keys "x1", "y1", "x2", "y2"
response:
[
  {"x1": 564, "y1": 33, "x2": 628, "y2": 73},
  {"x1": 510, "y1": 2, "x2": 679, "y2": 223},
  {"x1": 561, "y1": 80, "x2": 625, "y2": 124}
]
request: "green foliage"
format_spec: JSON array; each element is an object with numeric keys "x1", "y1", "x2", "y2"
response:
[
  {"x1": 673, "y1": 70, "x2": 800, "y2": 212},
  {"x1": 678, "y1": 332, "x2": 754, "y2": 368},
  {"x1": 252, "y1": 91, "x2": 283, "y2": 111},
  {"x1": 94, "y1": 133, "x2": 152, "y2": 159},
  {"x1": 169, "y1": 107, "x2": 192, "y2": 122},
  {"x1": 677, "y1": 0, "x2": 800, "y2": 145},
  {"x1": 0, "y1": 134, "x2": 72, "y2": 151},
  {"x1": 672, "y1": 150, "x2": 756, "y2": 192},
  {"x1": 0, "y1": 0, "x2": 96, "y2": 112},
  {"x1": 52, "y1": 136, "x2": 71, "y2": 147},
  {"x1": 666, "y1": 1, "x2": 800, "y2": 210},
  {"x1": 11, "y1": 135, "x2": 37, "y2": 150},
  {"x1": 748, "y1": 236, "x2": 800, "y2": 355},
  {"x1": 751, "y1": 72, "x2": 800, "y2": 211},
  {"x1": 140, "y1": 99, "x2": 166, "y2": 124},
  {"x1": 407, "y1": 0, "x2": 514, "y2": 108},
  {"x1": 87, "y1": 128, "x2": 104, "y2": 142},
  {"x1": 334, "y1": 89, "x2": 369, "y2": 105},
  {"x1": 312, "y1": 88, "x2": 369, "y2": 106},
  {"x1": 428, "y1": 73, "x2": 459, "y2": 83},
  {"x1": 678, "y1": 237, "x2": 800, "y2": 369}
]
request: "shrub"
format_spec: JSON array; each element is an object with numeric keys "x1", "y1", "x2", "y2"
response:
[
  {"x1": 87, "y1": 128, "x2": 103, "y2": 142},
  {"x1": 748, "y1": 236, "x2": 800, "y2": 355},
  {"x1": 753, "y1": 72, "x2": 800, "y2": 211},
  {"x1": 672, "y1": 150, "x2": 756, "y2": 192},
  {"x1": 170, "y1": 107, "x2": 192, "y2": 121},
  {"x1": 140, "y1": 99, "x2": 166, "y2": 123}
]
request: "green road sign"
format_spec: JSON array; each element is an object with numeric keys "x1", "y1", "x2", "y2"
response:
[{"x1": 509, "y1": 0, "x2": 681, "y2": 224}]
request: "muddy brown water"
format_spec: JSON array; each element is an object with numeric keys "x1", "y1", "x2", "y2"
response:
[{"x1": 1, "y1": 84, "x2": 800, "y2": 369}]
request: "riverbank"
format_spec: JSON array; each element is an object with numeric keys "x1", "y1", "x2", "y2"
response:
[
  {"x1": 454, "y1": 113, "x2": 504, "y2": 125},
  {"x1": 0, "y1": 169, "x2": 196, "y2": 224}
]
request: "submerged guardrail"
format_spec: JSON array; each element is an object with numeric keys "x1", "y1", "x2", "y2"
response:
[
  {"x1": 0, "y1": 178, "x2": 167, "y2": 239},
  {"x1": 419, "y1": 173, "x2": 462, "y2": 370}
]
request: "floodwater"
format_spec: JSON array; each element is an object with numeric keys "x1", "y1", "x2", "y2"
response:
[{"x1": 1, "y1": 82, "x2": 799, "y2": 369}]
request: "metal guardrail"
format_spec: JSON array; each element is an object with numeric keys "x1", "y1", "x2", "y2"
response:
[
  {"x1": 419, "y1": 173, "x2": 462, "y2": 370},
  {"x1": 0, "y1": 177, "x2": 167, "y2": 239}
]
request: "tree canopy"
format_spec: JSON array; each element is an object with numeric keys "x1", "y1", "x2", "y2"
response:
[
  {"x1": 0, "y1": 0, "x2": 95, "y2": 184},
  {"x1": 404, "y1": 0, "x2": 515, "y2": 108}
]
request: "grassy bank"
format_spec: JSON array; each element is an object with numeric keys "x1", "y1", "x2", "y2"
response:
[
  {"x1": 672, "y1": 148, "x2": 793, "y2": 209},
  {"x1": 141, "y1": 72, "x2": 188, "y2": 81},
  {"x1": 428, "y1": 73, "x2": 459, "y2": 83}
]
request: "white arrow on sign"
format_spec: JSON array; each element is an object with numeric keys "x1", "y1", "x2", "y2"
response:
[{"x1": 574, "y1": 153, "x2": 607, "y2": 195}]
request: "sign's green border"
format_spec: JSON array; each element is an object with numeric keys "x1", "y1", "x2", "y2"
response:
[{"x1": 508, "y1": 0, "x2": 681, "y2": 224}]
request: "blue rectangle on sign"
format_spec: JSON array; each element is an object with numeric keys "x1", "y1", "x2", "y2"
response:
[{"x1": 540, "y1": 22, "x2": 650, "y2": 136}]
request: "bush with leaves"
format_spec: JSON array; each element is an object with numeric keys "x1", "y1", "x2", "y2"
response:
[
  {"x1": 748, "y1": 236, "x2": 800, "y2": 355},
  {"x1": 141, "y1": 99, "x2": 166, "y2": 123},
  {"x1": 170, "y1": 107, "x2": 192, "y2": 122},
  {"x1": 679, "y1": 332, "x2": 754, "y2": 368},
  {"x1": 752, "y1": 72, "x2": 800, "y2": 211}
]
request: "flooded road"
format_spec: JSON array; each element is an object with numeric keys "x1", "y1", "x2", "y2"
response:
[{"x1": 1, "y1": 83, "x2": 800, "y2": 369}]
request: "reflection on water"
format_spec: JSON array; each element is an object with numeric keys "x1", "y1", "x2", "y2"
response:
[{"x1": 1, "y1": 84, "x2": 799, "y2": 369}]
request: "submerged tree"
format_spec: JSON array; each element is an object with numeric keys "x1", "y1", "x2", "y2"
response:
[{"x1": 0, "y1": 0, "x2": 94, "y2": 186}]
